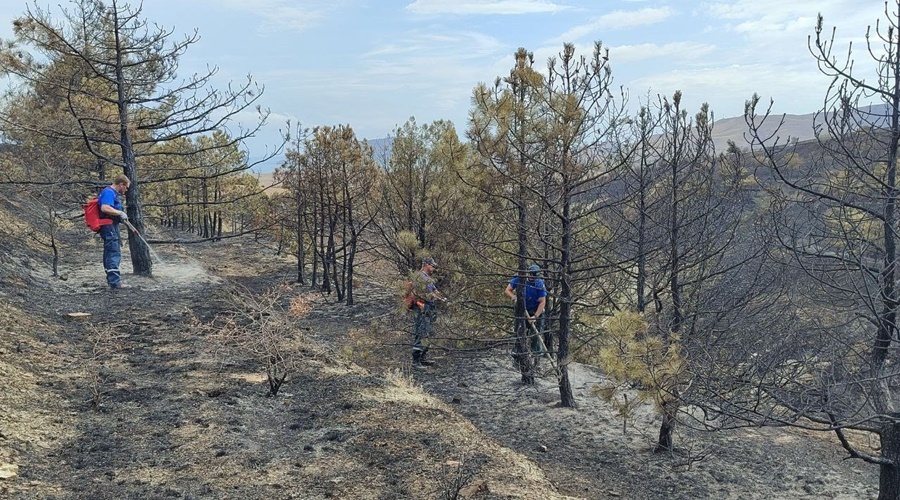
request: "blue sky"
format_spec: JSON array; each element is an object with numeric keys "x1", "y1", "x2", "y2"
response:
[{"x1": 0, "y1": 1, "x2": 888, "y2": 170}]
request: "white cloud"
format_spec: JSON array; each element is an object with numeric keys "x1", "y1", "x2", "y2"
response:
[
  {"x1": 214, "y1": 0, "x2": 323, "y2": 32},
  {"x1": 359, "y1": 32, "x2": 504, "y2": 99},
  {"x1": 704, "y1": 0, "x2": 877, "y2": 41},
  {"x1": 703, "y1": 0, "x2": 823, "y2": 20},
  {"x1": 698, "y1": 0, "x2": 882, "y2": 79},
  {"x1": 259, "y1": 25, "x2": 500, "y2": 125},
  {"x1": 610, "y1": 42, "x2": 717, "y2": 64},
  {"x1": 265, "y1": 111, "x2": 296, "y2": 125},
  {"x1": 406, "y1": 0, "x2": 569, "y2": 15},
  {"x1": 626, "y1": 63, "x2": 829, "y2": 118},
  {"x1": 261, "y1": 7, "x2": 322, "y2": 31},
  {"x1": 259, "y1": 61, "x2": 479, "y2": 137},
  {"x1": 365, "y1": 32, "x2": 504, "y2": 59},
  {"x1": 553, "y1": 7, "x2": 674, "y2": 43}
]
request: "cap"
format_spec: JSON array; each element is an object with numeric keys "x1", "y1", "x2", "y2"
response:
[
  {"x1": 527, "y1": 264, "x2": 541, "y2": 273},
  {"x1": 422, "y1": 257, "x2": 438, "y2": 267}
]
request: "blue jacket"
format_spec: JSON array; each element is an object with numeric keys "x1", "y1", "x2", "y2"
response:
[
  {"x1": 509, "y1": 276, "x2": 547, "y2": 311},
  {"x1": 98, "y1": 186, "x2": 123, "y2": 221}
]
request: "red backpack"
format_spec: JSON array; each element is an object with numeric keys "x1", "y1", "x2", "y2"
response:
[
  {"x1": 83, "y1": 197, "x2": 113, "y2": 232},
  {"x1": 403, "y1": 280, "x2": 424, "y2": 310}
]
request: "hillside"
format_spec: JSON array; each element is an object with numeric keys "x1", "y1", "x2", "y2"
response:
[
  {"x1": 711, "y1": 112, "x2": 820, "y2": 151},
  {"x1": 255, "y1": 113, "x2": 820, "y2": 178},
  {"x1": 0, "y1": 192, "x2": 880, "y2": 499}
]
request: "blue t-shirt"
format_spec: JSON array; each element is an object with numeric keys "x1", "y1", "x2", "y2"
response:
[
  {"x1": 420, "y1": 271, "x2": 437, "y2": 294},
  {"x1": 411, "y1": 270, "x2": 438, "y2": 303},
  {"x1": 509, "y1": 276, "x2": 547, "y2": 311},
  {"x1": 97, "y1": 186, "x2": 123, "y2": 220}
]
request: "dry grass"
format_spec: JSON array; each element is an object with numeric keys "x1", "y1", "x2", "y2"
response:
[{"x1": 256, "y1": 172, "x2": 287, "y2": 197}]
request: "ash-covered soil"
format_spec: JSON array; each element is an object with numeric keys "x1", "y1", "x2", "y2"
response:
[
  {"x1": 0, "y1": 224, "x2": 566, "y2": 500},
  {"x1": 0, "y1": 216, "x2": 881, "y2": 499}
]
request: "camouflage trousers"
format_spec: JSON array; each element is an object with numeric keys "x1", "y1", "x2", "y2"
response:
[{"x1": 412, "y1": 302, "x2": 436, "y2": 360}]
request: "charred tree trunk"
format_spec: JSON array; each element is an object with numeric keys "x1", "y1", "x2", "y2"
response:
[
  {"x1": 879, "y1": 416, "x2": 900, "y2": 500},
  {"x1": 50, "y1": 230, "x2": 59, "y2": 277},
  {"x1": 338, "y1": 207, "x2": 348, "y2": 302},
  {"x1": 557, "y1": 195, "x2": 575, "y2": 407},
  {"x1": 513, "y1": 312, "x2": 534, "y2": 384},
  {"x1": 122, "y1": 171, "x2": 151, "y2": 275},
  {"x1": 309, "y1": 202, "x2": 318, "y2": 288},
  {"x1": 296, "y1": 198, "x2": 306, "y2": 284},
  {"x1": 635, "y1": 130, "x2": 651, "y2": 313},
  {"x1": 321, "y1": 216, "x2": 335, "y2": 296},
  {"x1": 112, "y1": 15, "x2": 152, "y2": 276},
  {"x1": 514, "y1": 183, "x2": 534, "y2": 384},
  {"x1": 346, "y1": 230, "x2": 357, "y2": 306},
  {"x1": 656, "y1": 99, "x2": 685, "y2": 452},
  {"x1": 201, "y1": 178, "x2": 209, "y2": 238},
  {"x1": 656, "y1": 407, "x2": 677, "y2": 453}
]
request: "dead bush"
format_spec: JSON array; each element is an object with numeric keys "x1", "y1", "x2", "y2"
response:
[
  {"x1": 84, "y1": 324, "x2": 128, "y2": 411},
  {"x1": 200, "y1": 284, "x2": 309, "y2": 396},
  {"x1": 340, "y1": 319, "x2": 407, "y2": 372}
]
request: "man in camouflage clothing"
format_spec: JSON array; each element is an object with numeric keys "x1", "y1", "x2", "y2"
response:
[{"x1": 410, "y1": 257, "x2": 444, "y2": 367}]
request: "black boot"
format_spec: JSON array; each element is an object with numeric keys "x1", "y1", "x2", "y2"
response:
[
  {"x1": 412, "y1": 349, "x2": 429, "y2": 369},
  {"x1": 419, "y1": 347, "x2": 435, "y2": 366}
]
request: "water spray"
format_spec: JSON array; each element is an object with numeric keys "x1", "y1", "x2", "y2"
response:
[{"x1": 123, "y1": 220, "x2": 165, "y2": 265}]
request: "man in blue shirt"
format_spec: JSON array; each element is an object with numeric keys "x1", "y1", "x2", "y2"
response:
[
  {"x1": 97, "y1": 175, "x2": 130, "y2": 289},
  {"x1": 505, "y1": 264, "x2": 548, "y2": 359}
]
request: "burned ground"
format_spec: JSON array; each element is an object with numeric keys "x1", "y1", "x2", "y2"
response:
[{"x1": 0, "y1": 203, "x2": 881, "y2": 499}]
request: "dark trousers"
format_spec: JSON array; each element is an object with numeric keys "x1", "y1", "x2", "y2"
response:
[
  {"x1": 99, "y1": 223, "x2": 121, "y2": 287},
  {"x1": 515, "y1": 307, "x2": 545, "y2": 355},
  {"x1": 412, "y1": 302, "x2": 436, "y2": 358}
]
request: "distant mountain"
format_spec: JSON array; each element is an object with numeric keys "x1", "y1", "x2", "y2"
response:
[
  {"x1": 254, "y1": 106, "x2": 891, "y2": 182},
  {"x1": 711, "y1": 113, "x2": 819, "y2": 151},
  {"x1": 256, "y1": 171, "x2": 276, "y2": 188},
  {"x1": 367, "y1": 112, "x2": 826, "y2": 162},
  {"x1": 254, "y1": 171, "x2": 286, "y2": 197},
  {"x1": 366, "y1": 137, "x2": 393, "y2": 166},
  {"x1": 711, "y1": 103, "x2": 893, "y2": 151}
]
